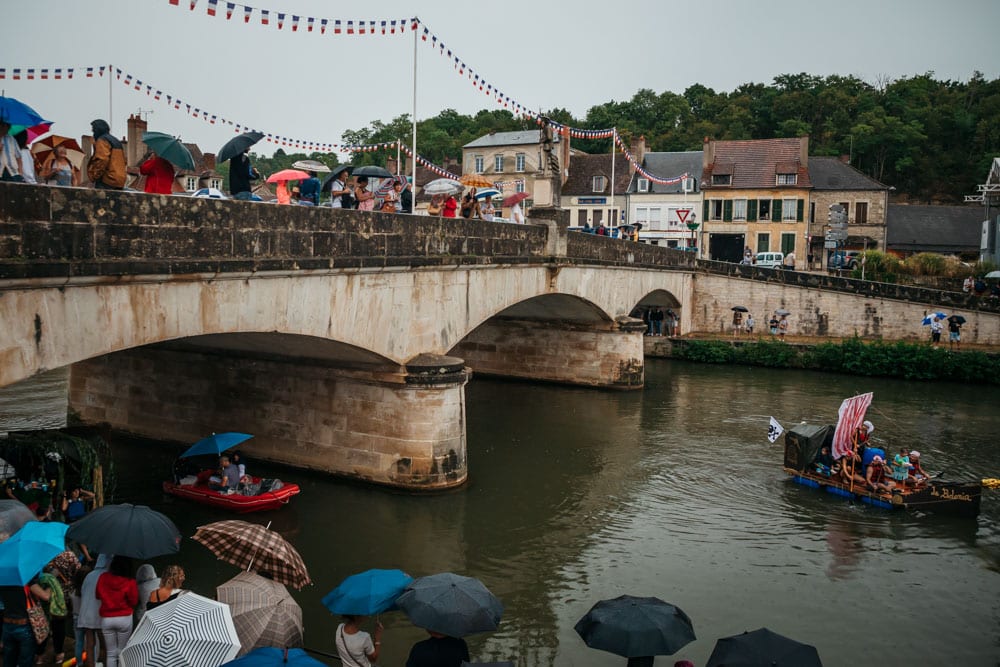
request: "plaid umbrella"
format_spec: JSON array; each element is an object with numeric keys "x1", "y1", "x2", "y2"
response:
[
  {"x1": 192, "y1": 520, "x2": 311, "y2": 590},
  {"x1": 459, "y1": 173, "x2": 495, "y2": 188},
  {"x1": 217, "y1": 571, "x2": 303, "y2": 656},
  {"x1": 120, "y1": 592, "x2": 241, "y2": 667}
]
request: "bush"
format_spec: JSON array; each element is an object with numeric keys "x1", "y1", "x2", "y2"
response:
[
  {"x1": 676, "y1": 337, "x2": 1000, "y2": 384},
  {"x1": 851, "y1": 250, "x2": 900, "y2": 283},
  {"x1": 902, "y1": 252, "x2": 950, "y2": 276}
]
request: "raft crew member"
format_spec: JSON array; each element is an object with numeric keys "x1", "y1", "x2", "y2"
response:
[
  {"x1": 208, "y1": 456, "x2": 241, "y2": 492},
  {"x1": 908, "y1": 451, "x2": 930, "y2": 485},
  {"x1": 814, "y1": 446, "x2": 835, "y2": 476},
  {"x1": 891, "y1": 448, "x2": 913, "y2": 486},
  {"x1": 865, "y1": 455, "x2": 893, "y2": 495}
]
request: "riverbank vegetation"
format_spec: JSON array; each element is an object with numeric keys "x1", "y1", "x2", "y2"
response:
[
  {"x1": 673, "y1": 337, "x2": 1000, "y2": 384},
  {"x1": 850, "y1": 251, "x2": 998, "y2": 284}
]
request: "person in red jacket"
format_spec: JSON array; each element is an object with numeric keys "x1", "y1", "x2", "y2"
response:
[
  {"x1": 139, "y1": 152, "x2": 175, "y2": 195},
  {"x1": 442, "y1": 194, "x2": 458, "y2": 218},
  {"x1": 96, "y1": 556, "x2": 138, "y2": 667}
]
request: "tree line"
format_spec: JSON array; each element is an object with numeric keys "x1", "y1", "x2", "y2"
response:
[{"x1": 246, "y1": 72, "x2": 999, "y2": 203}]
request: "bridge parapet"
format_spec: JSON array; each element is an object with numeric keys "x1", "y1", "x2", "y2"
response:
[{"x1": 695, "y1": 258, "x2": 1000, "y2": 315}]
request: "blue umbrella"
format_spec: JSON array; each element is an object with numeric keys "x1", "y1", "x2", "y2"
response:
[
  {"x1": 221, "y1": 647, "x2": 326, "y2": 666},
  {"x1": 0, "y1": 521, "x2": 68, "y2": 585},
  {"x1": 322, "y1": 568, "x2": 413, "y2": 616},
  {"x1": 921, "y1": 312, "x2": 947, "y2": 326},
  {"x1": 0, "y1": 96, "x2": 49, "y2": 128},
  {"x1": 180, "y1": 432, "x2": 254, "y2": 459},
  {"x1": 396, "y1": 572, "x2": 503, "y2": 637},
  {"x1": 475, "y1": 188, "x2": 501, "y2": 200}
]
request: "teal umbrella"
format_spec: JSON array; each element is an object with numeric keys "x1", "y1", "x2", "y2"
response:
[
  {"x1": 0, "y1": 521, "x2": 68, "y2": 585},
  {"x1": 142, "y1": 131, "x2": 196, "y2": 170}
]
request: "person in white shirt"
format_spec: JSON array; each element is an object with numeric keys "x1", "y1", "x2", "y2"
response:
[
  {"x1": 15, "y1": 132, "x2": 36, "y2": 183},
  {"x1": 511, "y1": 202, "x2": 525, "y2": 224}
]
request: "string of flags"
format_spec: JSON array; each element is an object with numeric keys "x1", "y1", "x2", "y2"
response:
[{"x1": 167, "y1": 0, "x2": 417, "y2": 35}]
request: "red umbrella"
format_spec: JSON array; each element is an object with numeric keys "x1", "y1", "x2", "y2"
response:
[
  {"x1": 266, "y1": 169, "x2": 310, "y2": 183},
  {"x1": 502, "y1": 192, "x2": 529, "y2": 207}
]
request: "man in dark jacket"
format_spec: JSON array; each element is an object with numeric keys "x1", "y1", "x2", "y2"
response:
[
  {"x1": 400, "y1": 182, "x2": 413, "y2": 213},
  {"x1": 229, "y1": 149, "x2": 260, "y2": 199},
  {"x1": 87, "y1": 119, "x2": 126, "y2": 189}
]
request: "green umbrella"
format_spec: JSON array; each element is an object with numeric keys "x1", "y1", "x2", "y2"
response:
[{"x1": 142, "y1": 131, "x2": 196, "y2": 171}]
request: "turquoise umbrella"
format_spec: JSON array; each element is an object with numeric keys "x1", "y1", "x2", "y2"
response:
[
  {"x1": 142, "y1": 131, "x2": 196, "y2": 171},
  {"x1": 0, "y1": 521, "x2": 68, "y2": 585},
  {"x1": 322, "y1": 568, "x2": 413, "y2": 615},
  {"x1": 180, "y1": 432, "x2": 253, "y2": 459}
]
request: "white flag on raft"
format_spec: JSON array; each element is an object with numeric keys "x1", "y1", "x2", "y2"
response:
[{"x1": 767, "y1": 417, "x2": 784, "y2": 443}]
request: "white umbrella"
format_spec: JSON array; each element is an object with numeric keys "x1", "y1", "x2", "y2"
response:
[
  {"x1": 191, "y1": 187, "x2": 227, "y2": 199},
  {"x1": 291, "y1": 159, "x2": 331, "y2": 173},
  {"x1": 422, "y1": 178, "x2": 463, "y2": 196},
  {"x1": 475, "y1": 188, "x2": 501, "y2": 200},
  {"x1": 120, "y1": 592, "x2": 241, "y2": 667},
  {"x1": 985, "y1": 270, "x2": 1000, "y2": 279}
]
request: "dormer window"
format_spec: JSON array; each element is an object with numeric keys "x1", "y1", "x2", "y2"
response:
[
  {"x1": 592, "y1": 175, "x2": 606, "y2": 192},
  {"x1": 712, "y1": 174, "x2": 731, "y2": 186},
  {"x1": 776, "y1": 173, "x2": 797, "y2": 185},
  {"x1": 637, "y1": 178, "x2": 649, "y2": 193}
]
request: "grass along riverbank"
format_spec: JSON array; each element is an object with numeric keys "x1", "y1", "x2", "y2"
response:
[{"x1": 651, "y1": 335, "x2": 1000, "y2": 385}]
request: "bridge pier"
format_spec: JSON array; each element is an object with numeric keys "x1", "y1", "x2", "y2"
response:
[
  {"x1": 451, "y1": 317, "x2": 646, "y2": 389},
  {"x1": 69, "y1": 347, "x2": 470, "y2": 490}
]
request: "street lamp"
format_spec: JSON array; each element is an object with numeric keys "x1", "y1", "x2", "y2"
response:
[{"x1": 685, "y1": 213, "x2": 699, "y2": 254}]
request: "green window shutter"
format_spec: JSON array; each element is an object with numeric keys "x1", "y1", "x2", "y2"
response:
[
  {"x1": 797, "y1": 199, "x2": 805, "y2": 222},
  {"x1": 772, "y1": 199, "x2": 782, "y2": 222},
  {"x1": 747, "y1": 199, "x2": 757, "y2": 222},
  {"x1": 723, "y1": 199, "x2": 733, "y2": 222},
  {"x1": 703, "y1": 199, "x2": 709, "y2": 221}
]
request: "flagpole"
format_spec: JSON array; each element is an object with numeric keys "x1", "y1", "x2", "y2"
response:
[
  {"x1": 411, "y1": 21, "x2": 418, "y2": 186},
  {"x1": 610, "y1": 128, "x2": 616, "y2": 230},
  {"x1": 108, "y1": 63, "x2": 113, "y2": 136},
  {"x1": 396, "y1": 139, "x2": 401, "y2": 177}
]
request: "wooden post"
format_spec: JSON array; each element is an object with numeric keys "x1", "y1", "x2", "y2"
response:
[{"x1": 93, "y1": 465, "x2": 104, "y2": 508}]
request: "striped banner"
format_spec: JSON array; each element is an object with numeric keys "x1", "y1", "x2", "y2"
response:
[{"x1": 831, "y1": 392, "x2": 874, "y2": 460}]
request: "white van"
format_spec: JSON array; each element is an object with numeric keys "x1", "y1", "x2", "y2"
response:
[{"x1": 755, "y1": 251, "x2": 784, "y2": 268}]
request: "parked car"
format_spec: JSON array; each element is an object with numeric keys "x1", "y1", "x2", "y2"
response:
[
  {"x1": 755, "y1": 251, "x2": 784, "y2": 268},
  {"x1": 829, "y1": 250, "x2": 861, "y2": 269}
]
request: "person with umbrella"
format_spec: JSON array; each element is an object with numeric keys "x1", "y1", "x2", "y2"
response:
[
  {"x1": 405, "y1": 630, "x2": 469, "y2": 667},
  {"x1": 947, "y1": 314, "x2": 964, "y2": 351},
  {"x1": 335, "y1": 614, "x2": 383, "y2": 667},
  {"x1": 929, "y1": 314, "x2": 943, "y2": 346},
  {"x1": 1, "y1": 581, "x2": 50, "y2": 666},
  {"x1": 229, "y1": 148, "x2": 260, "y2": 200},
  {"x1": 0, "y1": 120, "x2": 24, "y2": 182},
  {"x1": 40, "y1": 143, "x2": 81, "y2": 187},
  {"x1": 354, "y1": 176, "x2": 376, "y2": 211},
  {"x1": 139, "y1": 151, "x2": 175, "y2": 195},
  {"x1": 96, "y1": 556, "x2": 138, "y2": 667},
  {"x1": 480, "y1": 194, "x2": 495, "y2": 221},
  {"x1": 327, "y1": 166, "x2": 354, "y2": 208},
  {"x1": 299, "y1": 171, "x2": 321, "y2": 206},
  {"x1": 398, "y1": 178, "x2": 412, "y2": 214},
  {"x1": 87, "y1": 119, "x2": 126, "y2": 190}
]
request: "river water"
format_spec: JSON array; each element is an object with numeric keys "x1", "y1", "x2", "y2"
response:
[{"x1": 11, "y1": 360, "x2": 1000, "y2": 666}]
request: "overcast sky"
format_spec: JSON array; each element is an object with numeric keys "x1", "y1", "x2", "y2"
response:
[{"x1": 4, "y1": 0, "x2": 999, "y2": 160}]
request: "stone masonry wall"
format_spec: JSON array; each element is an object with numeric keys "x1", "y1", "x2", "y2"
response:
[
  {"x1": 690, "y1": 273, "x2": 1000, "y2": 343},
  {"x1": 451, "y1": 319, "x2": 644, "y2": 389},
  {"x1": 70, "y1": 347, "x2": 469, "y2": 489}
]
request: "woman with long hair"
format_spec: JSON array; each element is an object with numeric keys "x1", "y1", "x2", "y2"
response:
[
  {"x1": 96, "y1": 556, "x2": 137, "y2": 667},
  {"x1": 147, "y1": 565, "x2": 186, "y2": 611}
]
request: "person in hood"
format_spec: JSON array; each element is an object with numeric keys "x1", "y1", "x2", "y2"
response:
[
  {"x1": 229, "y1": 148, "x2": 260, "y2": 199},
  {"x1": 133, "y1": 564, "x2": 159, "y2": 623},
  {"x1": 87, "y1": 119, "x2": 126, "y2": 189},
  {"x1": 78, "y1": 554, "x2": 113, "y2": 667}
]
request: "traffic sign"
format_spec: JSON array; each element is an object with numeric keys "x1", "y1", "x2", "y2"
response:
[{"x1": 824, "y1": 241, "x2": 838, "y2": 249}]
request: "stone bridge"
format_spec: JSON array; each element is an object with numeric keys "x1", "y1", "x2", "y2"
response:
[{"x1": 1, "y1": 183, "x2": 997, "y2": 488}]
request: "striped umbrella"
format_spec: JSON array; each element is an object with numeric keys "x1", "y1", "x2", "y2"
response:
[
  {"x1": 120, "y1": 592, "x2": 241, "y2": 667},
  {"x1": 192, "y1": 520, "x2": 311, "y2": 590},
  {"x1": 217, "y1": 571, "x2": 303, "y2": 656}
]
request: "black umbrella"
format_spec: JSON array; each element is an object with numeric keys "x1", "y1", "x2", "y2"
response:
[
  {"x1": 396, "y1": 572, "x2": 503, "y2": 638},
  {"x1": 0, "y1": 500, "x2": 36, "y2": 542},
  {"x1": 65, "y1": 503, "x2": 180, "y2": 559},
  {"x1": 218, "y1": 131, "x2": 265, "y2": 164},
  {"x1": 947, "y1": 314, "x2": 966, "y2": 324},
  {"x1": 351, "y1": 165, "x2": 393, "y2": 178},
  {"x1": 320, "y1": 166, "x2": 353, "y2": 193},
  {"x1": 731, "y1": 306, "x2": 749, "y2": 312},
  {"x1": 706, "y1": 627, "x2": 822, "y2": 667},
  {"x1": 574, "y1": 595, "x2": 695, "y2": 659},
  {"x1": 774, "y1": 309, "x2": 791, "y2": 316}
]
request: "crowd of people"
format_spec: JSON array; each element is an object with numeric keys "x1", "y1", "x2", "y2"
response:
[{"x1": 633, "y1": 306, "x2": 680, "y2": 337}]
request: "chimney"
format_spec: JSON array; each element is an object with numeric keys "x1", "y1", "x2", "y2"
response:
[
  {"x1": 703, "y1": 137, "x2": 714, "y2": 169},
  {"x1": 628, "y1": 135, "x2": 646, "y2": 176},
  {"x1": 126, "y1": 114, "x2": 147, "y2": 167},
  {"x1": 81, "y1": 135, "x2": 94, "y2": 185},
  {"x1": 203, "y1": 153, "x2": 216, "y2": 171},
  {"x1": 800, "y1": 135, "x2": 809, "y2": 167}
]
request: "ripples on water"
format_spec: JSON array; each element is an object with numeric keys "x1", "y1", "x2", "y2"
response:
[{"x1": 5, "y1": 360, "x2": 999, "y2": 666}]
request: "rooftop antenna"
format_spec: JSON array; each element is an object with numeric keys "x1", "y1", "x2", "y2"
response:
[{"x1": 136, "y1": 108, "x2": 154, "y2": 121}]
